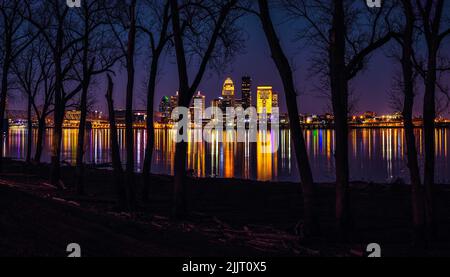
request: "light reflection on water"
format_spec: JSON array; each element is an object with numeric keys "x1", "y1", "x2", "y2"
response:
[{"x1": 3, "y1": 127, "x2": 449, "y2": 183}]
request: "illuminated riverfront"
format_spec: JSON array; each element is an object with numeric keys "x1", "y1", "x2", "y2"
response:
[
  {"x1": 6, "y1": 108, "x2": 450, "y2": 130},
  {"x1": 5, "y1": 76, "x2": 450, "y2": 131},
  {"x1": 4, "y1": 127, "x2": 450, "y2": 183},
  {"x1": 4, "y1": 75, "x2": 450, "y2": 184}
]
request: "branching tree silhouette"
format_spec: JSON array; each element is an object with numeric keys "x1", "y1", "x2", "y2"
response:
[
  {"x1": 139, "y1": 0, "x2": 172, "y2": 202},
  {"x1": 11, "y1": 40, "x2": 47, "y2": 164},
  {"x1": 282, "y1": 0, "x2": 394, "y2": 240},
  {"x1": 390, "y1": 0, "x2": 425, "y2": 247},
  {"x1": 32, "y1": 43, "x2": 54, "y2": 163},
  {"x1": 73, "y1": 0, "x2": 122, "y2": 195},
  {"x1": 106, "y1": 0, "x2": 139, "y2": 209},
  {"x1": 0, "y1": 0, "x2": 39, "y2": 171},
  {"x1": 414, "y1": 0, "x2": 450, "y2": 240},
  {"x1": 170, "y1": 0, "x2": 244, "y2": 218},
  {"x1": 105, "y1": 73, "x2": 127, "y2": 210},
  {"x1": 256, "y1": 0, "x2": 319, "y2": 237},
  {"x1": 23, "y1": 0, "x2": 84, "y2": 188}
]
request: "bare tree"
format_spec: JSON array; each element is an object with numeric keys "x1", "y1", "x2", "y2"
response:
[
  {"x1": 391, "y1": 0, "x2": 425, "y2": 247},
  {"x1": 23, "y1": 0, "x2": 84, "y2": 188},
  {"x1": 0, "y1": 0, "x2": 38, "y2": 171},
  {"x1": 139, "y1": 0, "x2": 172, "y2": 202},
  {"x1": 106, "y1": 0, "x2": 139, "y2": 209},
  {"x1": 73, "y1": 0, "x2": 122, "y2": 195},
  {"x1": 33, "y1": 43, "x2": 54, "y2": 163},
  {"x1": 282, "y1": 0, "x2": 394, "y2": 240},
  {"x1": 256, "y1": 0, "x2": 319, "y2": 237},
  {"x1": 415, "y1": 0, "x2": 450, "y2": 239},
  {"x1": 170, "y1": 0, "x2": 244, "y2": 218},
  {"x1": 11, "y1": 40, "x2": 44, "y2": 164},
  {"x1": 105, "y1": 74, "x2": 127, "y2": 210}
]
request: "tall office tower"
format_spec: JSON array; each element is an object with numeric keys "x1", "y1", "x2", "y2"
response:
[
  {"x1": 170, "y1": 91, "x2": 179, "y2": 111},
  {"x1": 170, "y1": 91, "x2": 179, "y2": 120},
  {"x1": 192, "y1": 91, "x2": 206, "y2": 120},
  {"x1": 159, "y1": 96, "x2": 171, "y2": 119},
  {"x1": 241, "y1": 76, "x2": 252, "y2": 109},
  {"x1": 272, "y1": 93, "x2": 279, "y2": 108},
  {"x1": 211, "y1": 98, "x2": 223, "y2": 123},
  {"x1": 257, "y1": 86, "x2": 273, "y2": 115},
  {"x1": 221, "y1": 77, "x2": 235, "y2": 111},
  {"x1": 212, "y1": 98, "x2": 222, "y2": 109}
]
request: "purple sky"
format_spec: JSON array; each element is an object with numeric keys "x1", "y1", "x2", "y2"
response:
[
  {"x1": 115, "y1": 12, "x2": 448, "y2": 117},
  {"x1": 11, "y1": 7, "x2": 450, "y2": 117}
]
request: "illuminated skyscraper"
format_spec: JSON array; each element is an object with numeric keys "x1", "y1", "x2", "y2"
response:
[
  {"x1": 221, "y1": 77, "x2": 235, "y2": 110},
  {"x1": 159, "y1": 96, "x2": 170, "y2": 112},
  {"x1": 257, "y1": 86, "x2": 273, "y2": 115},
  {"x1": 241, "y1": 76, "x2": 252, "y2": 109},
  {"x1": 222, "y1": 77, "x2": 235, "y2": 96},
  {"x1": 192, "y1": 91, "x2": 206, "y2": 120},
  {"x1": 159, "y1": 96, "x2": 171, "y2": 120},
  {"x1": 170, "y1": 91, "x2": 179, "y2": 120},
  {"x1": 170, "y1": 91, "x2": 179, "y2": 111},
  {"x1": 272, "y1": 93, "x2": 279, "y2": 109},
  {"x1": 212, "y1": 98, "x2": 222, "y2": 109},
  {"x1": 211, "y1": 98, "x2": 223, "y2": 123}
]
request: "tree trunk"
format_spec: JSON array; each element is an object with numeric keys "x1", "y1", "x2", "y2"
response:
[
  {"x1": 330, "y1": 0, "x2": 352, "y2": 241},
  {"x1": 142, "y1": 56, "x2": 158, "y2": 202},
  {"x1": 334, "y1": 109, "x2": 351, "y2": 241},
  {"x1": 34, "y1": 116, "x2": 46, "y2": 163},
  {"x1": 257, "y1": 0, "x2": 319, "y2": 237},
  {"x1": 400, "y1": 0, "x2": 425, "y2": 247},
  {"x1": 417, "y1": 0, "x2": 447, "y2": 241},
  {"x1": 76, "y1": 82, "x2": 89, "y2": 195},
  {"x1": 173, "y1": 139, "x2": 188, "y2": 218},
  {"x1": 50, "y1": 47, "x2": 64, "y2": 188},
  {"x1": 404, "y1": 108, "x2": 425, "y2": 247},
  {"x1": 49, "y1": 22, "x2": 67, "y2": 189},
  {"x1": 169, "y1": 0, "x2": 235, "y2": 218},
  {"x1": 423, "y1": 48, "x2": 437, "y2": 239},
  {"x1": 106, "y1": 75, "x2": 127, "y2": 210},
  {"x1": 26, "y1": 93, "x2": 33, "y2": 164},
  {"x1": 142, "y1": 2, "x2": 170, "y2": 202},
  {"x1": 172, "y1": 91, "x2": 190, "y2": 218},
  {"x1": 76, "y1": 8, "x2": 93, "y2": 195},
  {"x1": 0, "y1": 56, "x2": 10, "y2": 172},
  {"x1": 125, "y1": 0, "x2": 137, "y2": 209},
  {"x1": 50, "y1": 103, "x2": 64, "y2": 188}
]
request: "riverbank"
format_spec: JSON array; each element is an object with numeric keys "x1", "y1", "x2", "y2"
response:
[{"x1": 1, "y1": 159, "x2": 450, "y2": 256}]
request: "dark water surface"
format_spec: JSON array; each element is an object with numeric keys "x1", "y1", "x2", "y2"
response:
[{"x1": 4, "y1": 127, "x2": 449, "y2": 183}]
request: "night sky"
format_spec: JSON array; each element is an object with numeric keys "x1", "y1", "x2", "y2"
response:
[
  {"x1": 11, "y1": 5, "x2": 450, "y2": 117},
  {"x1": 133, "y1": 10, "x2": 449, "y2": 117}
]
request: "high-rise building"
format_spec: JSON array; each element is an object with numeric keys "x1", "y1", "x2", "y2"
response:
[
  {"x1": 170, "y1": 92, "x2": 179, "y2": 110},
  {"x1": 159, "y1": 96, "x2": 171, "y2": 120},
  {"x1": 222, "y1": 77, "x2": 235, "y2": 97},
  {"x1": 221, "y1": 77, "x2": 235, "y2": 110},
  {"x1": 234, "y1": 99, "x2": 244, "y2": 109},
  {"x1": 257, "y1": 86, "x2": 273, "y2": 115},
  {"x1": 272, "y1": 93, "x2": 279, "y2": 108},
  {"x1": 212, "y1": 98, "x2": 222, "y2": 109},
  {"x1": 159, "y1": 96, "x2": 170, "y2": 112},
  {"x1": 170, "y1": 91, "x2": 179, "y2": 120},
  {"x1": 211, "y1": 98, "x2": 223, "y2": 123},
  {"x1": 191, "y1": 91, "x2": 206, "y2": 120},
  {"x1": 241, "y1": 76, "x2": 252, "y2": 109}
]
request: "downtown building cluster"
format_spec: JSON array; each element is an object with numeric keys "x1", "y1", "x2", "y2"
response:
[{"x1": 157, "y1": 76, "x2": 279, "y2": 125}]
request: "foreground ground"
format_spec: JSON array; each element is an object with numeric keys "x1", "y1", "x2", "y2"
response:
[{"x1": 1, "y1": 159, "x2": 450, "y2": 257}]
